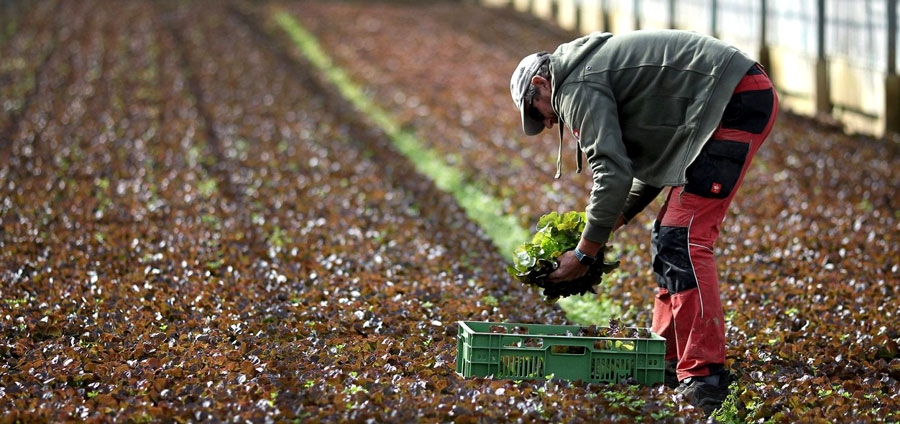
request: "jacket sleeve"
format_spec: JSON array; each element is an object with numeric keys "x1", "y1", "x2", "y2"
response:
[
  {"x1": 557, "y1": 82, "x2": 632, "y2": 244},
  {"x1": 621, "y1": 179, "x2": 662, "y2": 223}
]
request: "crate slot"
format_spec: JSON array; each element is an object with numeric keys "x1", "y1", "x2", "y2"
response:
[
  {"x1": 499, "y1": 354, "x2": 544, "y2": 378},
  {"x1": 505, "y1": 337, "x2": 543, "y2": 348},
  {"x1": 550, "y1": 345, "x2": 586, "y2": 355},
  {"x1": 509, "y1": 326, "x2": 529, "y2": 334}
]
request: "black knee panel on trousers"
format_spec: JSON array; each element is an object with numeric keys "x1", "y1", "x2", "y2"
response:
[{"x1": 652, "y1": 226, "x2": 698, "y2": 294}]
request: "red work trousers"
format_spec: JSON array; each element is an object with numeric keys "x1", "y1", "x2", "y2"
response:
[{"x1": 651, "y1": 65, "x2": 778, "y2": 382}]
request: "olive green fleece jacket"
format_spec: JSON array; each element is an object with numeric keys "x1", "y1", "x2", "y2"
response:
[{"x1": 548, "y1": 30, "x2": 757, "y2": 244}]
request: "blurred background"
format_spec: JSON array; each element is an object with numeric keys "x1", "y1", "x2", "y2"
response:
[{"x1": 477, "y1": 0, "x2": 900, "y2": 139}]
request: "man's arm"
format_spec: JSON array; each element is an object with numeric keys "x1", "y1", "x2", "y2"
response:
[{"x1": 549, "y1": 83, "x2": 632, "y2": 282}]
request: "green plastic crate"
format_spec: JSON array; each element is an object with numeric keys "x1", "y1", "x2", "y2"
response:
[{"x1": 456, "y1": 321, "x2": 665, "y2": 385}]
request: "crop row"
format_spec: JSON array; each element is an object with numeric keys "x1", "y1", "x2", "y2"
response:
[
  {"x1": 0, "y1": 0, "x2": 898, "y2": 422},
  {"x1": 1, "y1": 0, "x2": 576, "y2": 421},
  {"x1": 280, "y1": 1, "x2": 900, "y2": 421}
]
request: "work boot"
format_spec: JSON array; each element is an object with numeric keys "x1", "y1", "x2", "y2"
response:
[{"x1": 676, "y1": 372, "x2": 731, "y2": 415}]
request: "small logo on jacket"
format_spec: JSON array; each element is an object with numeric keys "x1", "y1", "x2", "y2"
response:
[
  {"x1": 572, "y1": 128, "x2": 580, "y2": 141},
  {"x1": 710, "y1": 182, "x2": 722, "y2": 194}
]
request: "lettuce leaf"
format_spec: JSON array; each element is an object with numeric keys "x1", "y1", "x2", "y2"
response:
[{"x1": 507, "y1": 211, "x2": 619, "y2": 302}]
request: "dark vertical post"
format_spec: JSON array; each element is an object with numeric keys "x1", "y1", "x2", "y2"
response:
[
  {"x1": 815, "y1": 0, "x2": 831, "y2": 115},
  {"x1": 634, "y1": 0, "x2": 641, "y2": 30},
  {"x1": 886, "y1": 0, "x2": 899, "y2": 135},
  {"x1": 575, "y1": 0, "x2": 583, "y2": 33},
  {"x1": 758, "y1": 0, "x2": 772, "y2": 72},
  {"x1": 890, "y1": 0, "x2": 898, "y2": 75},
  {"x1": 669, "y1": 0, "x2": 676, "y2": 29},
  {"x1": 602, "y1": 0, "x2": 612, "y2": 32},
  {"x1": 710, "y1": 0, "x2": 718, "y2": 37}
]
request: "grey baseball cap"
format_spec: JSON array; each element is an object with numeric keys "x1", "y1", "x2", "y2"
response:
[{"x1": 510, "y1": 52, "x2": 548, "y2": 136}]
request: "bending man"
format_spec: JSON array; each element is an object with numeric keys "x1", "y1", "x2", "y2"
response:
[{"x1": 509, "y1": 30, "x2": 778, "y2": 414}]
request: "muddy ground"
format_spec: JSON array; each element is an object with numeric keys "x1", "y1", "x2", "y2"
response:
[{"x1": 1, "y1": 1, "x2": 898, "y2": 422}]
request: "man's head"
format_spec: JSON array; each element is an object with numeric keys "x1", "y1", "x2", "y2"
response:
[{"x1": 510, "y1": 52, "x2": 551, "y2": 136}]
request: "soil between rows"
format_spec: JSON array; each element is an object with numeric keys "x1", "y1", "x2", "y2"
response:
[{"x1": 1, "y1": 0, "x2": 898, "y2": 422}]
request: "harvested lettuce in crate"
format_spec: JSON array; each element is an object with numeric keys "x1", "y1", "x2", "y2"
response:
[{"x1": 507, "y1": 211, "x2": 619, "y2": 302}]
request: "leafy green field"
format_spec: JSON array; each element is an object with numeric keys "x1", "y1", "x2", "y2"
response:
[{"x1": 1, "y1": 1, "x2": 898, "y2": 422}]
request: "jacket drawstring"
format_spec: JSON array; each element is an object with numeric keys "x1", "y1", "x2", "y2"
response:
[
  {"x1": 555, "y1": 125, "x2": 563, "y2": 179},
  {"x1": 554, "y1": 124, "x2": 582, "y2": 179},
  {"x1": 575, "y1": 140, "x2": 583, "y2": 174}
]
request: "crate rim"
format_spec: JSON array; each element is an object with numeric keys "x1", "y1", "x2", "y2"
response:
[{"x1": 457, "y1": 320, "x2": 665, "y2": 341}]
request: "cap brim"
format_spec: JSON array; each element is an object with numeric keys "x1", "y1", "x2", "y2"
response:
[{"x1": 521, "y1": 108, "x2": 545, "y2": 136}]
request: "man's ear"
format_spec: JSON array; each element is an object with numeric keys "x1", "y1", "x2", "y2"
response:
[{"x1": 531, "y1": 75, "x2": 549, "y2": 88}]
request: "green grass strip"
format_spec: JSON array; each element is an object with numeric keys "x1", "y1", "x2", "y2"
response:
[
  {"x1": 273, "y1": 11, "x2": 529, "y2": 258},
  {"x1": 273, "y1": 11, "x2": 619, "y2": 323}
]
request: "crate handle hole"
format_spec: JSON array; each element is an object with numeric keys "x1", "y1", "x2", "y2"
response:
[
  {"x1": 550, "y1": 345, "x2": 586, "y2": 355},
  {"x1": 490, "y1": 325, "x2": 507, "y2": 334}
]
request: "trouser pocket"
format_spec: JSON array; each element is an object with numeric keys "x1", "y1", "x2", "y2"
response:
[{"x1": 683, "y1": 139, "x2": 749, "y2": 199}]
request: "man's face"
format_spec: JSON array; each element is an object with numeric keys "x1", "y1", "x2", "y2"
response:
[{"x1": 528, "y1": 76, "x2": 558, "y2": 132}]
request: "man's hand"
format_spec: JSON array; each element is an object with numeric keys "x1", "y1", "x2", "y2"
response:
[
  {"x1": 548, "y1": 250, "x2": 589, "y2": 283},
  {"x1": 538, "y1": 247, "x2": 620, "y2": 302},
  {"x1": 548, "y1": 237, "x2": 608, "y2": 284}
]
